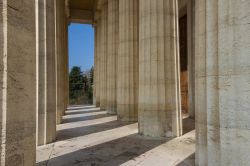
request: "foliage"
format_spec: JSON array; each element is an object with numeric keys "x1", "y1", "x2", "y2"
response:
[{"x1": 69, "y1": 66, "x2": 93, "y2": 105}]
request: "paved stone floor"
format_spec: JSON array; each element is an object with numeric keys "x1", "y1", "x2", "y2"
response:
[{"x1": 36, "y1": 105, "x2": 195, "y2": 166}]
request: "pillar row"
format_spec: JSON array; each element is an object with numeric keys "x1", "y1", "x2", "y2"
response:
[
  {"x1": 106, "y1": 0, "x2": 119, "y2": 114},
  {"x1": 0, "y1": 0, "x2": 36, "y2": 165},
  {"x1": 195, "y1": 0, "x2": 250, "y2": 165},
  {"x1": 138, "y1": 0, "x2": 182, "y2": 137},
  {"x1": 117, "y1": 0, "x2": 139, "y2": 122}
]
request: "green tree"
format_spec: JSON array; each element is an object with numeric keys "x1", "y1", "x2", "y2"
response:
[
  {"x1": 87, "y1": 67, "x2": 94, "y2": 99},
  {"x1": 69, "y1": 66, "x2": 83, "y2": 104}
]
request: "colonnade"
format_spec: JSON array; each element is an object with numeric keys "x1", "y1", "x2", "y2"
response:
[
  {"x1": 94, "y1": 0, "x2": 182, "y2": 136},
  {"x1": 0, "y1": 0, "x2": 250, "y2": 165},
  {"x1": 94, "y1": 0, "x2": 250, "y2": 165},
  {"x1": 36, "y1": 0, "x2": 68, "y2": 146}
]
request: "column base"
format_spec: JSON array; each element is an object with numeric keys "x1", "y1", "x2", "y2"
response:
[{"x1": 107, "y1": 107, "x2": 117, "y2": 115}]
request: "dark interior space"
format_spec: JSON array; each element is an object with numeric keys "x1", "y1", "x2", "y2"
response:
[{"x1": 179, "y1": 15, "x2": 188, "y2": 115}]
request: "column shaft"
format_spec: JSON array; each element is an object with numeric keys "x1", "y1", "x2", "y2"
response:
[
  {"x1": 63, "y1": 10, "x2": 68, "y2": 113},
  {"x1": 99, "y1": 1, "x2": 108, "y2": 110},
  {"x1": 37, "y1": 0, "x2": 57, "y2": 145},
  {"x1": 138, "y1": 0, "x2": 182, "y2": 137},
  {"x1": 117, "y1": 0, "x2": 139, "y2": 122},
  {"x1": 195, "y1": 0, "x2": 250, "y2": 165},
  {"x1": 94, "y1": 17, "x2": 101, "y2": 107},
  {"x1": 37, "y1": 0, "x2": 46, "y2": 145},
  {"x1": 187, "y1": 0, "x2": 195, "y2": 118},
  {"x1": 45, "y1": 0, "x2": 56, "y2": 143},
  {"x1": 55, "y1": 0, "x2": 66, "y2": 124},
  {"x1": 106, "y1": 0, "x2": 119, "y2": 114},
  {"x1": 93, "y1": 27, "x2": 97, "y2": 106},
  {"x1": 0, "y1": 0, "x2": 36, "y2": 165},
  {"x1": 64, "y1": 5, "x2": 69, "y2": 112}
]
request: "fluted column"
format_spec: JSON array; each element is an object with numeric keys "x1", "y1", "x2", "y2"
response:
[
  {"x1": 55, "y1": 0, "x2": 65, "y2": 124},
  {"x1": 117, "y1": 0, "x2": 138, "y2": 122},
  {"x1": 94, "y1": 14, "x2": 101, "y2": 107},
  {"x1": 37, "y1": 0, "x2": 57, "y2": 145},
  {"x1": 138, "y1": 0, "x2": 182, "y2": 137},
  {"x1": 187, "y1": 0, "x2": 195, "y2": 118},
  {"x1": 99, "y1": 1, "x2": 108, "y2": 110},
  {"x1": 46, "y1": 0, "x2": 57, "y2": 143},
  {"x1": 195, "y1": 0, "x2": 250, "y2": 165},
  {"x1": 37, "y1": 0, "x2": 46, "y2": 145},
  {"x1": 0, "y1": 0, "x2": 36, "y2": 164},
  {"x1": 93, "y1": 27, "x2": 97, "y2": 106},
  {"x1": 106, "y1": 0, "x2": 119, "y2": 114},
  {"x1": 63, "y1": 10, "x2": 68, "y2": 113}
]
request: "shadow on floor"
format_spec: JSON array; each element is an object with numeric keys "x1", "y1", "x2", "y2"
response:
[
  {"x1": 177, "y1": 153, "x2": 195, "y2": 166},
  {"x1": 65, "y1": 109, "x2": 106, "y2": 116},
  {"x1": 56, "y1": 120, "x2": 134, "y2": 141},
  {"x1": 62, "y1": 113, "x2": 112, "y2": 124},
  {"x1": 37, "y1": 134, "x2": 170, "y2": 166},
  {"x1": 183, "y1": 117, "x2": 195, "y2": 135},
  {"x1": 67, "y1": 105, "x2": 97, "y2": 111}
]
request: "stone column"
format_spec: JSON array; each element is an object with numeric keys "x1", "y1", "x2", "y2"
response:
[
  {"x1": 99, "y1": 1, "x2": 108, "y2": 110},
  {"x1": 0, "y1": 3, "x2": 3, "y2": 164},
  {"x1": 45, "y1": 0, "x2": 56, "y2": 143},
  {"x1": 55, "y1": 0, "x2": 65, "y2": 124},
  {"x1": 61, "y1": 5, "x2": 66, "y2": 114},
  {"x1": 55, "y1": 0, "x2": 62, "y2": 124},
  {"x1": 0, "y1": 0, "x2": 36, "y2": 165},
  {"x1": 106, "y1": 0, "x2": 118, "y2": 114},
  {"x1": 94, "y1": 14, "x2": 101, "y2": 107},
  {"x1": 187, "y1": 0, "x2": 195, "y2": 118},
  {"x1": 117, "y1": 0, "x2": 138, "y2": 122},
  {"x1": 195, "y1": 0, "x2": 250, "y2": 165},
  {"x1": 37, "y1": 0, "x2": 46, "y2": 145},
  {"x1": 65, "y1": 0, "x2": 70, "y2": 110},
  {"x1": 37, "y1": 0, "x2": 57, "y2": 145},
  {"x1": 138, "y1": 0, "x2": 182, "y2": 137},
  {"x1": 93, "y1": 27, "x2": 97, "y2": 106}
]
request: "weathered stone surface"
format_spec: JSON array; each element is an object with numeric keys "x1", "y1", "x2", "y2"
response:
[
  {"x1": 0, "y1": 0, "x2": 36, "y2": 165},
  {"x1": 99, "y1": 0, "x2": 108, "y2": 110},
  {"x1": 46, "y1": 0, "x2": 57, "y2": 141},
  {"x1": 138, "y1": 0, "x2": 182, "y2": 137},
  {"x1": 106, "y1": 0, "x2": 118, "y2": 115},
  {"x1": 37, "y1": 0, "x2": 46, "y2": 146},
  {"x1": 55, "y1": 0, "x2": 68, "y2": 124},
  {"x1": 94, "y1": 13, "x2": 101, "y2": 107},
  {"x1": 37, "y1": 0, "x2": 57, "y2": 146},
  {"x1": 117, "y1": 0, "x2": 139, "y2": 122},
  {"x1": 195, "y1": 0, "x2": 250, "y2": 165}
]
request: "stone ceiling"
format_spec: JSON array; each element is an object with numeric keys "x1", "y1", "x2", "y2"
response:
[
  {"x1": 69, "y1": 0, "x2": 94, "y2": 11},
  {"x1": 68, "y1": 0, "x2": 96, "y2": 24}
]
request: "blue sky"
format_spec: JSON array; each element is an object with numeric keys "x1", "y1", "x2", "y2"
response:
[{"x1": 68, "y1": 23, "x2": 94, "y2": 72}]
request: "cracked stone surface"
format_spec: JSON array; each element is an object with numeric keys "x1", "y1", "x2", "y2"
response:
[{"x1": 36, "y1": 105, "x2": 195, "y2": 166}]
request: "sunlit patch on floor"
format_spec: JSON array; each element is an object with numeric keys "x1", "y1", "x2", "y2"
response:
[{"x1": 36, "y1": 105, "x2": 195, "y2": 166}]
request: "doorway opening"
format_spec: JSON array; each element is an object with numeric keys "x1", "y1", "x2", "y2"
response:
[
  {"x1": 179, "y1": 14, "x2": 188, "y2": 116},
  {"x1": 178, "y1": 1, "x2": 195, "y2": 136},
  {"x1": 68, "y1": 23, "x2": 94, "y2": 105}
]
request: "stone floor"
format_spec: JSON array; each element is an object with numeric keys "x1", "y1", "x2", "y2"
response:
[{"x1": 36, "y1": 105, "x2": 195, "y2": 166}]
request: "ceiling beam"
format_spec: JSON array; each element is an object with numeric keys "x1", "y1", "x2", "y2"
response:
[{"x1": 69, "y1": 9, "x2": 93, "y2": 24}]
